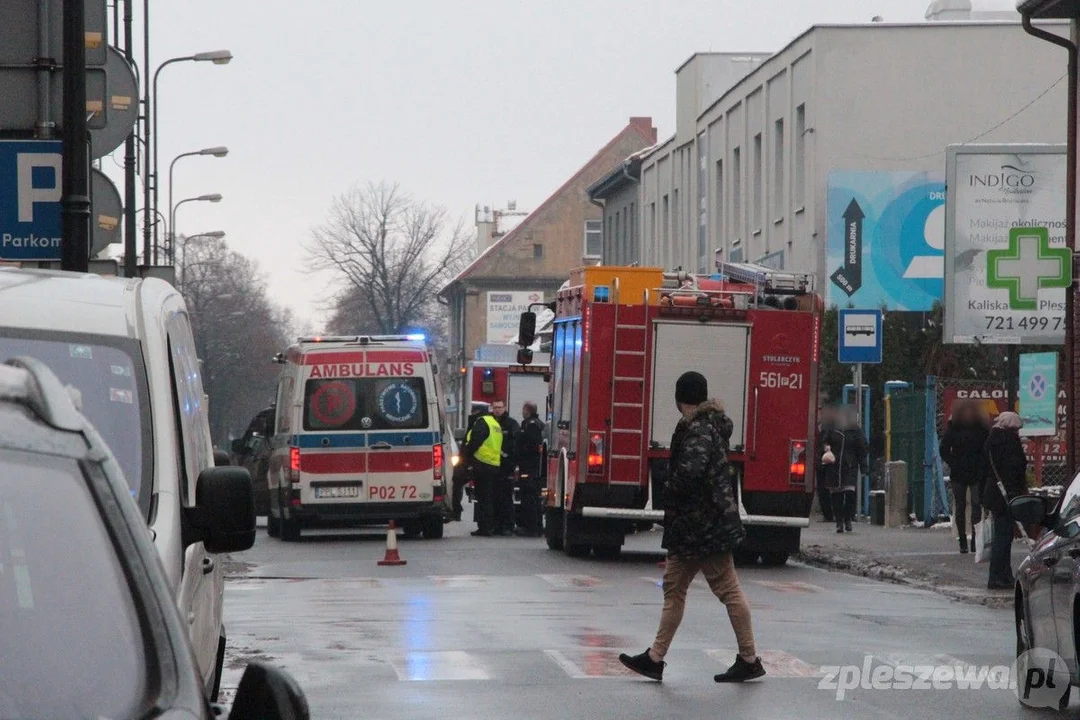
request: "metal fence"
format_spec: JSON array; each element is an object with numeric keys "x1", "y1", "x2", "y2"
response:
[{"x1": 886, "y1": 382, "x2": 949, "y2": 522}]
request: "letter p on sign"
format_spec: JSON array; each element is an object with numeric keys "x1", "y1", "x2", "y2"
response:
[{"x1": 16, "y1": 152, "x2": 61, "y2": 223}]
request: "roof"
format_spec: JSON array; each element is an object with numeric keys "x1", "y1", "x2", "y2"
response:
[
  {"x1": 586, "y1": 146, "x2": 652, "y2": 201},
  {"x1": 440, "y1": 118, "x2": 656, "y2": 296},
  {"x1": 695, "y1": 19, "x2": 1064, "y2": 123},
  {"x1": 1017, "y1": 0, "x2": 1078, "y2": 16},
  {"x1": 0, "y1": 268, "x2": 165, "y2": 338}
]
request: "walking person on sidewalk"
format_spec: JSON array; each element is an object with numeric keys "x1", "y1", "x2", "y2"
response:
[
  {"x1": 818, "y1": 404, "x2": 868, "y2": 533},
  {"x1": 619, "y1": 371, "x2": 764, "y2": 684},
  {"x1": 939, "y1": 399, "x2": 989, "y2": 554},
  {"x1": 983, "y1": 411, "x2": 1027, "y2": 590}
]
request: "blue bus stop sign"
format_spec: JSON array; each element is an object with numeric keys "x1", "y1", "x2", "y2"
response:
[
  {"x1": 838, "y1": 309, "x2": 883, "y2": 364},
  {"x1": 0, "y1": 140, "x2": 63, "y2": 261}
]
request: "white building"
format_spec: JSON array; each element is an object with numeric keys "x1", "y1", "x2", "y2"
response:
[{"x1": 623, "y1": 10, "x2": 1068, "y2": 310}]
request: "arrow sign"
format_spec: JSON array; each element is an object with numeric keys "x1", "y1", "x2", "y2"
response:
[{"x1": 830, "y1": 198, "x2": 865, "y2": 297}]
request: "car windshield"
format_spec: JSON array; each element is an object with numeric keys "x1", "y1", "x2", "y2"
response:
[
  {"x1": 0, "y1": 333, "x2": 151, "y2": 515},
  {"x1": 0, "y1": 452, "x2": 148, "y2": 719},
  {"x1": 304, "y1": 377, "x2": 429, "y2": 431}
]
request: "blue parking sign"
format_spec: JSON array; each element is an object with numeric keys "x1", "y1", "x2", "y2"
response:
[
  {"x1": 0, "y1": 140, "x2": 63, "y2": 261},
  {"x1": 838, "y1": 309, "x2": 883, "y2": 364}
]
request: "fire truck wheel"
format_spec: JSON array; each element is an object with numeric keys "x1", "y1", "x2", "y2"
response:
[
  {"x1": 592, "y1": 544, "x2": 621, "y2": 560},
  {"x1": 566, "y1": 543, "x2": 592, "y2": 558},
  {"x1": 545, "y1": 508, "x2": 564, "y2": 551},
  {"x1": 733, "y1": 548, "x2": 758, "y2": 567},
  {"x1": 759, "y1": 552, "x2": 789, "y2": 567}
]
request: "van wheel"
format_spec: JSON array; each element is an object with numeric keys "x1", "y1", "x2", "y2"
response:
[
  {"x1": 280, "y1": 515, "x2": 301, "y2": 542},
  {"x1": 422, "y1": 516, "x2": 444, "y2": 539},
  {"x1": 402, "y1": 519, "x2": 423, "y2": 539},
  {"x1": 759, "y1": 552, "x2": 790, "y2": 567}
]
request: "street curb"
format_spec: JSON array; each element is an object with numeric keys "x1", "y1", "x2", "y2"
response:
[{"x1": 796, "y1": 544, "x2": 1013, "y2": 609}]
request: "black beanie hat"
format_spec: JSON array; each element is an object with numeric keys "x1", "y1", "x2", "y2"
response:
[{"x1": 675, "y1": 371, "x2": 708, "y2": 405}]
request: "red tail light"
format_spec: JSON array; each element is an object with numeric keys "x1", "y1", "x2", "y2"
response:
[
  {"x1": 587, "y1": 432, "x2": 605, "y2": 475},
  {"x1": 789, "y1": 441, "x2": 807, "y2": 486},
  {"x1": 433, "y1": 444, "x2": 444, "y2": 481},
  {"x1": 289, "y1": 446, "x2": 301, "y2": 483}
]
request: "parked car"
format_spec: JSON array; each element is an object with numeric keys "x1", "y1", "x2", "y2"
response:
[
  {"x1": 0, "y1": 356, "x2": 306, "y2": 719},
  {"x1": 0, "y1": 269, "x2": 238, "y2": 699},
  {"x1": 1011, "y1": 479, "x2": 1080, "y2": 710},
  {"x1": 232, "y1": 406, "x2": 275, "y2": 516}
]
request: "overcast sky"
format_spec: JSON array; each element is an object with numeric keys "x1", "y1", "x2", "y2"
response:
[{"x1": 121, "y1": 0, "x2": 1018, "y2": 328}]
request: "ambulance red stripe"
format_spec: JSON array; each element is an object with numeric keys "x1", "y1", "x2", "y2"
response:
[
  {"x1": 368, "y1": 451, "x2": 433, "y2": 473},
  {"x1": 300, "y1": 452, "x2": 366, "y2": 474}
]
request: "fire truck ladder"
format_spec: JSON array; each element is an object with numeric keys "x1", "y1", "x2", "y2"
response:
[{"x1": 608, "y1": 281, "x2": 648, "y2": 485}]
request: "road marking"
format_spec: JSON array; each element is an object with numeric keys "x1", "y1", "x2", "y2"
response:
[
  {"x1": 428, "y1": 575, "x2": 489, "y2": 588},
  {"x1": 705, "y1": 649, "x2": 824, "y2": 678},
  {"x1": 388, "y1": 650, "x2": 489, "y2": 681},
  {"x1": 874, "y1": 652, "x2": 974, "y2": 672},
  {"x1": 753, "y1": 580, "x2": 823, "y2": 594},
  {"x1": 544, "y1": 649, "x2": 638, "y2": 679},
  {"x1": 538, "y1": 574, "x2": 603, "y2": 588}
]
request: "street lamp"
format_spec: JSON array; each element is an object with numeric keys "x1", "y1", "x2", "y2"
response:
[
  {"x1": 169, "y1": 145, "x2": 229, "y2": 258},
  {"x1": 170, "y1": 194, "x2": 223, "y2": 263},
  {"x1": 177, "y1": 230, "x2": 226, "y2": 291},
  {"x1": 149, "y1": 49, "x2": 233, "y2": 262}
]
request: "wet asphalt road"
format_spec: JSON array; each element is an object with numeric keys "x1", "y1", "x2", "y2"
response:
[{"x1": 221, "y1": 516, "x2": 1043, "y2": 719}]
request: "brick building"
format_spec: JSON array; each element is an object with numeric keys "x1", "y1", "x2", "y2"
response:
[{"x1": 440, "y1": 116, "x2": 657, "y2": 421}]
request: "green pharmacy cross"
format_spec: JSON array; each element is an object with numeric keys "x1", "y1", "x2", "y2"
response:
[{"x1": 986, "y1": 227, "x2": 1071, "y2": 311}]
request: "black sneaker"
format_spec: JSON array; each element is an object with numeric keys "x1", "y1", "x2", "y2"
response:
[
  {"x1": 714, "y1": 655, "x2": 766, "y2": 683},
  {"x1": 493, "y1": 529, "x2": 513, "y2": 537},
  {"x1": 471, "y1": 530, "x2": 492, "y2": 537},
  {"x1": 844, "y1": 520, "x2": 853, "y2": 532},
  {"x1": 619, "y1": 649, "x2": 665, "y2": 681}
]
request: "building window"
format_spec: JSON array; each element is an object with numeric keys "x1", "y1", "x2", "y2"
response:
[
  {"x1": 732, "y1": 148, "x2": 741, "y2": 240},
  {"x1": 752, "y1": 133, "x2": 762, "y2": 231},
  {"x1": 613, "y1": 212, "x2": 621, "y2": 264},
  {"x1": 794, "y1": 104, "x2": 806, "y2": 208},
  {"x1": 649, "y1": 202, "x2": 657, "y2": 264},
  {"x1": 662, "y1": 195, "x2": 670, "y2": 269},
  {"x1": 629, "y1": 202, "x2": 637, "y2": 264},
  {"x1": 697, "y1": 131, "x2": 708, "y2": 272},
  {"x1": 584, "y1": 219, "x2": 602, "y2": 258},
  {"x1": 773, "y1": 118, "x2": 785, "y2": 219},
  {"x1": 533, "y1": 243, "x2": 543, "y2": 259}
]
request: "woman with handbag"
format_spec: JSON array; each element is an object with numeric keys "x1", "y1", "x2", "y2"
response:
[
  {"x1": 818, "y1": 404, "x2": 869, "y2": 533},
  {"x1": 939, "y1": 399, "x2": 989, "y2": 554},
  {"x1": 983, "y1": 411, "x2": 1028, "y2": 590}
]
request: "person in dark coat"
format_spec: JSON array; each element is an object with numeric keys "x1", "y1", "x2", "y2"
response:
[
  {"x1": 620, "y1": 371, "x2": 763, "y2": 684},
  {"x1": 491, "y1": 399, "x2": 518, "y2": 537},
  {"x1": 939, "y1": 399, "x2": 989, "y2": 554},
  {"x1": 818, "y1": 404, "x2": 868, "y2": 533},
  {"x1": 815, "y1": 406, "x2": 835, "y2": 523},
  {"x1": 515, "y1": 401, "x2": 545, "y2": 537},
  {"x1": 462, "y1": 408, "x2": 502, "y2": 537},
  {"x1": 983, "y1": 411, "x2": 1027, "y2": 590}
]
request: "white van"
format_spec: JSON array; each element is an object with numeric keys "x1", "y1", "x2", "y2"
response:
[
  {"x1": 0, "y1": 269, "x2": 254, "y2": 700},
  {"x1": 268, "y1": 335, "x2": 448, "y2": 540}
]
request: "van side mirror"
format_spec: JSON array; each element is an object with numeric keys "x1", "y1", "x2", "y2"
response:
[
  {"x1": 1009, "y1": 495, "x2": 1049, "y2": 527},
  {"x1": 228, "y1": 662, "x2": 310, "y2": 720},
  {"x1": 518, "y1": 311, "x2": 537, "y2": 348},
  {"x1": 185, "y1": 466, "x2": 256, "y2": 553},
  {"x1": 517, "y1": 348, "x2": 533, "y2": 365}
]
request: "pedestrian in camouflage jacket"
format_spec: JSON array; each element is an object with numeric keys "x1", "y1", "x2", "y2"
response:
[{"x1": 662, "y1": 398, "x2": 745, "y2": 558}]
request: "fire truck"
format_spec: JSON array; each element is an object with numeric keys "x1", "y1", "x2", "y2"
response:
[
  {"x1": 517, "y1": 263, "x2": 821, "y2": 565},
  {"x1": 464, "y1": 357, "x2": 550, "y2": 425}
]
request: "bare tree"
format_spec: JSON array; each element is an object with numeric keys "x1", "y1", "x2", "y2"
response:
[
  {"x1": 178, "y1": 235, "x2": 294, "y2": 445},
  {"x1": 306, "y1": 182, "x2": 472, "y2": 342}
]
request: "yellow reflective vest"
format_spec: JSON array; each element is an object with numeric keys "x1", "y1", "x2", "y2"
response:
[{"x1": 467, "y1": 415, "x2": 503, "y2": 467}]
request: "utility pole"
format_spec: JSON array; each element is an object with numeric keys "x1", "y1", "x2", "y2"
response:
[
  {"x1": 61, "y1": 0, "x2": 90, "y2": 272},
  {"x1": 142, "y1": 0, "x2": 152, "y2": 266},
  {"x1": 123, "y1": 0, "x2": 137, "y2": 277}
]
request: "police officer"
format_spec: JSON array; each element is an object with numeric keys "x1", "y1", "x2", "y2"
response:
[
  {"x1": 463, "y1": 407, "x2": 503, "y2": 537},
  {"x1": 491, "y1": 399, "x2": 518, "y2": 537},
  {"x1": 515, "y1": 401, "x2": 545, "y2": 537}
]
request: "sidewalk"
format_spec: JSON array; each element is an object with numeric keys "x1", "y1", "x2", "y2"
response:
[{"x1": 796, "y1": 518, "x2": 1028, "y2": 608}]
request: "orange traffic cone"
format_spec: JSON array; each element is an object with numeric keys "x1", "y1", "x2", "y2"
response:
[{"x1": 378, "y1": 520, "x2": 407, "y2": 566}]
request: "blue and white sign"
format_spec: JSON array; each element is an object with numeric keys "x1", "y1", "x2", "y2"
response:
[
  {"x1": 1018, "y1": 352, "x2": 1057, "y2": 437},
  {"x1": 827, "y1": 171, "x2": 945, "y2": 310},
  {"x1": 838, "y1": 309, "x2": 883, "y2": 364},
  {"x1": 0, "y1": 140, "x2": 63, "y2": 261},
  {"x1": 377, "y1": 381, "x2": 420, "y2": 425}
]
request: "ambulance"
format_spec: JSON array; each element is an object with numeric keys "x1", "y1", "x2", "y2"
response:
[{"x1": 267, "y1": 334, "x2": 449, "y2": 541}]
